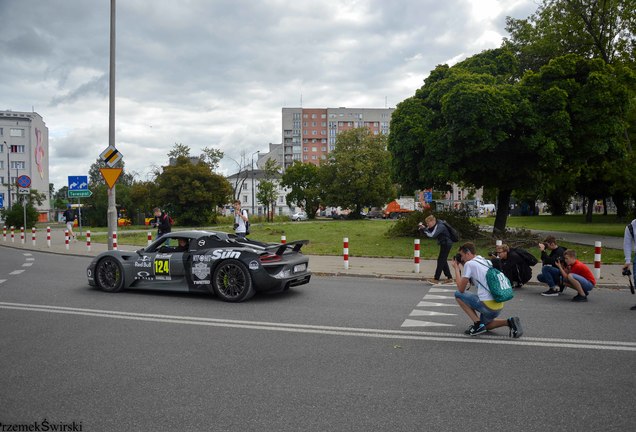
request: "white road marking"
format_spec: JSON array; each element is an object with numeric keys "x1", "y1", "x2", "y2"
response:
[
  {"x1": 23, "y1": 253, "x2": 32, "y2": 256},
  {"x1": 409, "y1": 310, "x2": 456, "y2": 317},
  {"x1": 416, "y1": 301, "x2": 456, "y2": 307},
  {"x1": 0, "y1": 280, "x2": 6, "y2": 284},
  {"x1": 429, "y1": 287, "x2": 455, "y2": 293},
  {"x1": 9, "y1": 270, "x2": 24, "y2": 275},
  {"x1": 25, "y1": 258, "x2": 35, "y2": 261},
  {"x1": 401, "y1": 319, "x2": 454, "y2": 327},
  {"x1": 0, "y1": 301, "x2": 635, "y2": 351},
  {"x1": 22, "y1": 263, "x2": 33, "y2": 267},
  {"x1": 422, "y1": 294, "x2": 455, "y2": 300}
]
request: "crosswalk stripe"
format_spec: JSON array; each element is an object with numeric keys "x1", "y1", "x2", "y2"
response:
[
  {"x1": 409, "y1": 310, "x2": 456, "y2": 317},
  {"x1": 22, "y1": 263, "x2": 33, "y2": 267},
  {"x1": 9, "y1": 270, "x2": 25, "y2": 275},
  {"x1": 401, "y1": 319, "x2": 454, "y2": 327},
  {"x1": 416, "y1": 301, "x2": 456, "y2": 307},
  {"x1": 0, "y1": 280, "x2": 6, "y2": 284},
  {"x1": 423, "y1": 294, "x2": 455, "y2": 300},
  {"x1": 429, "y1": 287, "x2": 455, "y2": 293}
]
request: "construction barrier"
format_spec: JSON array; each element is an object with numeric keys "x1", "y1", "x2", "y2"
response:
[
  {"x1": 87, "y1": 230, "x2": 91, "y2": 252},
  {"x1": 31, "y1": 227, "x2": 36, "y2": 246},
  {"x1": 414, "y1": 239, "x2": 420, "y2": 273},
  {"x1": 113, "y1": 232, "x2": 118, "y2": 251},
  {"x1": 343, "y1": 237, "x2": 349, "y2": 270},
  {"x1": 593, "y1": 241, "x2": 602, "y2": 279},
  {"x1": 46, "y1": 226, "x2": 51, "y2": 248}
]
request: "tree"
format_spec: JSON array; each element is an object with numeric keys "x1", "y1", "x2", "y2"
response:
[
  {"x1": 321, "y1": 128, "x2": 395, "y2": 217},
  {"x1": 155, "y1": 157, "x2": 233, "y2": 226},
  {"x1": 281, "y1": 161, "x2": 323, "y2": 219},
  {"x1": 0, "y1": 189, "x2": 46, "y2": 228},
  {"x1": 255, "y1": 159, "x2": 280, "y2": 222},
  {"x1": 168, "y1": 143, "x2": 191, "y2": 159},
  {"x1": 201, "y1": 146, "x2": 224, "y2": 172}
]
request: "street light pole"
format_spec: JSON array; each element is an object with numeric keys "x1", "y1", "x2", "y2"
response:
[
  {"x1": 251, "y1": 151, "x2": 260, "y2": 216},
  {"x1": 4, "y1": 141, "x2": 10, "y2": 210},
  {"x1": 106, "y1": 0, "x2": 117, "y2": 250}
]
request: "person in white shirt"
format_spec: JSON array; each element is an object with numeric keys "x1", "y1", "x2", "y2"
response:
[
  {"x1": 233, "y1": 200, "x2": 249, "y2": 238},
  {"x1": 622, "y1": 219, "x2": 636, "y2": 310}
]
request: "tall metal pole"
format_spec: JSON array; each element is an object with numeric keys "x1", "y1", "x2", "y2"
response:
[
  {"x1": 107, "y1": 0, "x2": 117, "y2": 249},
  {"x1": 5, "y1": 141, "x2": 11, "y2": 210}
]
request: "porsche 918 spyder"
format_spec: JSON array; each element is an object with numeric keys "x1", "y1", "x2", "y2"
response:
[{"x1": 87, "y1": 230, "x2": 311, "y2": 302}]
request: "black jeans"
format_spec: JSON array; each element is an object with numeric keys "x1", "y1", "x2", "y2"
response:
[{"x1": 435, "y1": 242, "x2": 453, "y2": 279}]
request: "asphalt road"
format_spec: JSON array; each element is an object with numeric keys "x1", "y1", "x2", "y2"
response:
[{"x1": 1, "y1": 248, "x2": 635, "y2": 432}]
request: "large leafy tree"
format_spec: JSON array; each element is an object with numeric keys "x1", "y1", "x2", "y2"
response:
[
  {"x1": 155, "y1": 157, "x2": 232, "y2": 226},
  {"x1": 256, "y1": 159, "x2": 280, "y2": 222},
  {"x1": 321, "y1": 128, "x2": 395, "y2": 217},
  {"x1": 280, "y1": 161, "x2": 323, "y2": 219}
]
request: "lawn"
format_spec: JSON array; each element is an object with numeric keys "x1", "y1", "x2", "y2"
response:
[
  {"x1": 479, "y1": 214, "x2": 628, "y2": 237},
  {"x1": 85, "y1": 216, "x2": 627, "y2": 263}
]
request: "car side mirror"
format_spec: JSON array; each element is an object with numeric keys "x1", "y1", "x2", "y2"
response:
[{"x1": 136, "y1": 248, "x2": 145, "y2": 256}]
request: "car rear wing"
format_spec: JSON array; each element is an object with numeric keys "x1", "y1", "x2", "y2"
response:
[{"x1": 266, "y1": 240, "x2": 310, "y2": 256}]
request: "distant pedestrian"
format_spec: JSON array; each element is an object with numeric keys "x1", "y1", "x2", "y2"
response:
[
  {"x1": 451, "y1": 242, "x2": 523, "y2": 338},
  {"x1": 151, "y1": 207, "x2": 172, "y2": 239},
  {"x1": 622, "y1": 218, "x2": 636, "y2": 310},
  {"x1": 555, "y1": 249, "x2": 595, "y2": 302},
  {"x1": 233, "y1": 200, "x2": 249, "y2": 238},
  {"x1": 63, "y1": 204, "x2": 76, "y2": 241},
  {"x1": 538, "y1": 236, "x2": 567, "y2": 296},
  {"x1": 418, "y1": 215, "x2": 455, "y2": 284}
]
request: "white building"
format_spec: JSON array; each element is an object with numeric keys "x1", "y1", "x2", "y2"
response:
[
  {"x1": 226, "y1": 169, "x2": 295, "y2": 217},
  {"x1": 0, "y1": 110, "x2": 50, "y2": 220}
]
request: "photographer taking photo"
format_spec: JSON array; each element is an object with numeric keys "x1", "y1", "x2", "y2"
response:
[
  {"x1": 623, "y1": 218, "x2": 636, "y2": 310},
  {"x1": 538, "y1": 236, "x2": 566, "y2": 297}
]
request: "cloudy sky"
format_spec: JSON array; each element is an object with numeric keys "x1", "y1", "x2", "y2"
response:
[{"x1": 0, "y1": 0, "x2": 538, "y2": 190}]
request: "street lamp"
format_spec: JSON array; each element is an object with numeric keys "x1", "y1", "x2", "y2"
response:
[
  {"x1": 4, "y1": 140, "x2": 12, "y2": 210},
  {"x1": 251, "y1": 150, "x2": 260, "y2": 216}
]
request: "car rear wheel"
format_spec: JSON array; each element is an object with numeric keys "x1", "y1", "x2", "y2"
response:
[
  {"x1": 95, "y1": 256, "x2": 125, "y2": 292},
  {"x1": 212, "y1": 260, "x2": 254, "y2": 302}
]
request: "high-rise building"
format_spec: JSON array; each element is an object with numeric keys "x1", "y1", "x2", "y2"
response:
[
  {"x1": 0, "y1": 110, "x2": 50, "y2": 219},
  {"x1": 281, "y1": 107, "x2": 394, "y2": 169}
]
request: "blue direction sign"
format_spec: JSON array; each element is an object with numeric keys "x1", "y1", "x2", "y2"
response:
[
  {"x1": 423, "y1": 190, "x2": 433, "y2": 203},
  {"x1": 68, "y1": 176, "x2": 88, "y2": 191},
  {"x1": 17, "y1": 175, "x2": 31, "y2": 188},
  {"x1": 0, "y1": 194, "x2": 4, "y2": 208}
]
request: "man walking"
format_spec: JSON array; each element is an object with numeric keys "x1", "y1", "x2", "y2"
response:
[
  {"x1": 63, "y1": 204, "x2": 76, "y2": 241},
  {"x1": 451, "y1": 242, "x2": 523, "y2": 338},
  {"x1": 151, "y1": 207, "x2": 172, "y2": 239}
]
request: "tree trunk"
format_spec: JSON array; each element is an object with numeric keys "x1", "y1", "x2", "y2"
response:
[
  {"x1": 603, "y1": 197, "x2": 608, "y2": 216},
  {"x1": 614, "y1": 192, "x2": 627, "y2": 219},
  {"x1": 585, "y1": 196, "x2": 594, "y2": 223},
  {"x1": 493, "y1": 189, "x2": 512, "y2": 233}
]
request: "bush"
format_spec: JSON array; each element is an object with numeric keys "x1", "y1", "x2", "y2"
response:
[
  {"x1": 1, "y1": 203, "x2": 39, "y2": 229},
  {"x1": 386, "y1": 209, "x2": 480, "y2": 240}
]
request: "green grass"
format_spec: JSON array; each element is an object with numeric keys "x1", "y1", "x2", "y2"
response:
[
  {"x1": 478, "y1": 214, "x2": 628, "y2": 237},
  {"x1": 85, "y1": 217, "x2": 627, "y2": 263}
]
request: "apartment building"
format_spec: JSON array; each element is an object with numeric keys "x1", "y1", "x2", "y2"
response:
[
  {"x1": 281, "y1": 107, "x2": 394, "y2": 170},
  {"x1": 0, "y1": 110, "x2": 50, "y2": 217}
]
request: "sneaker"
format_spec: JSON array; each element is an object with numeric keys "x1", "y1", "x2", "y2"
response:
[
  {"x1": 508, "y1": 317, "x2": 523, "y2": 338},
  {"x1": 572, "y1": 294, "x2": 588, "y2": 302},
  {"x1": 428, "y1": 278, "x2": 441, "y2": 284},
  {"x1": 541, "y1": 289, "x2": 559, "y2": 297},
  {"x1": 558, "y1": 280, "x2": 566, "y2": 293},
  {"x1": 442, "y1": 278, "x2": 455, "y2": 284},
  {"x1": 467, "y1": 322, "x2": 487, "y2": 336}
]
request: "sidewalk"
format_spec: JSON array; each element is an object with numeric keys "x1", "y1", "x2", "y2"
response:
[{"x1": 1, "y1": 226, "x2": 631, "y2": 289}]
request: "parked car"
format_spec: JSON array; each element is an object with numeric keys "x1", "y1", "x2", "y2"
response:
[
  {"x1": 366, "y1": 209, "x2": 384, "y2": 219},
  {"x1": 290, "y1": 212, "x2": 308, "y2": 221}
]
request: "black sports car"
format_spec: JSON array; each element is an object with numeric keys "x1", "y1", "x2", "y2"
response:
[{"x1": 87, "y1": 230, "x2": 311, "y2": 302}]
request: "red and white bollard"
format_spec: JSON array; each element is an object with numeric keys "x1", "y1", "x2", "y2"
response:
[
  {"x1": 11, "y1": 226, "x2": 15, "y2": 243},
  {"x1": 147, "y1": 231, "x2": 152, "y2": 246},
  {"x1": 414, "y1": 239, "x2": 421, "y2": 273},
  {"x1": 65, "y1": 230, "x2": 70, "y2": 250},
  {"x1": 86, "y1": 230, "x2": 91, "y2": 252},
  {"x1": 281, "y1": 235, "x2": 286, "y2": 244},
  {"x1": 2, "y1": 226, "x2": 6, "y2": 242},
  {"x1": 31, "y1": 227, "x2": 36, "y2": 246},
  {"x1": 343, "y1": 237, "x2": 349, "y2": 270},
  {"x1": 593, "y1": 241, "x2": 602, "y2": 280},
  {"x1": 113, "y1": 232, "x2": 118, "y2": 251},
  {"x1": 46, "y1": 226, "x2": 51, "y2": 247},
  {"x1": 20, "y1": 227, "x2": 25, "y2": 244}
]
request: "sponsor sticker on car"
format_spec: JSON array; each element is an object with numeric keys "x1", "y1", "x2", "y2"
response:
[
  {"x1": 154, "y1": 257, "x2": 171, "y2": 280},
  {"x1": 192, "y1": 262, "x2": 211, "y2": 285}
]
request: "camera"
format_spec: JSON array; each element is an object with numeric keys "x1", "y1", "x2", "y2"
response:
[
  {"x1": 622, "y1": 268, "x2": 632, "y2": 277},
  {"x1": 488, "y1": 250, "x2": 498, "y2": 257},
  {"x1": 233, "y1": 223, "x2": 239, "y2": 230},
  {"x1": 453, "y1": 253, "x2": 463, "y2": 264}
]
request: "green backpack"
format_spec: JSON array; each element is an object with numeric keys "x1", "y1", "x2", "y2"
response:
[{"x1": 475, "y1": 258, "x2": 515, "y2": 302}]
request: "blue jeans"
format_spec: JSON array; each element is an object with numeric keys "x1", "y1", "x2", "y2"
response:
[
  {"x1": 537, "y1": 265, "x2": 561, "y2": 289},
  {"x1": 570, "y1": 274, "x2": 594, "y2": 294},
  {"x1": 454, "y1": 291, "x2": 501, "y2": 325}
]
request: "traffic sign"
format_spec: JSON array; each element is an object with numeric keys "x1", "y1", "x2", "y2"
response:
[
  {"x1": 17, "y1": 175, "x2": 31, "y2": 188},
  {"x1": 68, "y1": 190, "x2": 93, "y2": 198},
  {"x1": 0, "y1": 195, "x2": 4, "y2": 208},
  {"x1": 100, "y1": 168, "x2": 123, "y2": 189},
  {"x1": 99, "y1": 145, "x2": 123, "y2": 167},
  {"x1": 18, "y1": 188, "x2": 30, "y2": 195},
  {"x1": 68, "y1": 176, "x2": 88, "y2": 191}
]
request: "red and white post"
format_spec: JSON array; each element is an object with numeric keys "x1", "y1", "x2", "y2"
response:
[
  {"x1": 20, "y1": 227, "x2": 25, "y2": 244},
  {"x1": 2, "y1": 226, "x2": 6, "y2": 242},
  {"x1": 147, "y1": 231, "x2": 152, "y2": 246},
  {"x1": 11, "y1": 226, "x2": 15, "y2": 243},
  {"x1": 113, "y1": 232, "x2": 118, "y2": 251},
  {"x1": 343, "y1": 237, "x2": 349, "y2": 270},
  {"x1": 86, "y1": 230, "x2": 91, "y2": 252},
  {"x1": 593, "y1": 241, "x2": 602, "y2": 280},
  {"x1": 64, "y1": 230, "x2": 69, "y2": 250},
  {"x1": 31, "y1": 227, "x2": 36, "y2": 246},
  {"x1": 414, "y1": 239, "x2": 421, "y2": 273},
  {"x1": 46, "y1": 226, "x2": 51, "y2": 247},
  {"x1": 281, "y1": 235, "x2": 286, "y2": 244}
]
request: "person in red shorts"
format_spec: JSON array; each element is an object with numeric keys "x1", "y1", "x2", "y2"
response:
[{"x1": 555, "y1": 249, "x2": 596, "y2": 302}]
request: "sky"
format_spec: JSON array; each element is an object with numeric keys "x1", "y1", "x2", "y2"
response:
[{"x1": 0, "y1": 0, "x2": 539, "y2": 190}]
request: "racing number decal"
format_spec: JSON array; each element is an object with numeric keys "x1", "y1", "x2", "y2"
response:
[{"x1": 154, "y1": 258, "x2": 171, "y2": 280}]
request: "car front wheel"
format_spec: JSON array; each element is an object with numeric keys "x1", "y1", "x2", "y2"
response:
[
  {"x1": 95, "y1": 256, "x2": 125, "y2": 292},
  {"x1": 212, "y1": 260, "x2": 255, "y2": 302}
]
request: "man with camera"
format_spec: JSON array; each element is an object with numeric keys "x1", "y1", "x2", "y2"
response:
[
  {"x1": 538, "y1": 236, "x2": 567, "y2": 296},
  {"x1": 451, "y1": 242, "x2": 523, "y2": 338},
  {"x1": 490, "y1": 244, "x2": 532, "y2": 288},
  {"x1": 622, "y1": 219, "x2": 636, "y2": 310},
  {"x1": 555, "y1": 249, "x2": 595, "y2": 302}
]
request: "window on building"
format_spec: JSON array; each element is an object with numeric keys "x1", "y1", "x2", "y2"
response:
[
  {"x1": 0, "y1": 143, "x2": 3, "y2": 152},
  {"x1": 303, "y1": 114, "x2": 308, "y2": 118},
  {"x1": 293, "y1": 113, "x2": 301, "y2": 120},
  {"x1": 322, "y1": 122, "x2": 326, "y2": 126},
  {"x1": 0, "y1": 177, "x2": 4, "y2": 184},
  {"x1": 10, "y1": 176, "x2": 17, "y2": 184},
  {"x1": 312, "y1": 122, "x2": 316, "y2": 126},
  {"x1": 0, "y1": 127, "x2": 3, "y2": 136},
  {"x1": 321, "y1": 130, "x2": 326, "y2": 135},
  {"x1": 321, "y1": 139, "x2": 326, "y2": 143},
  {"x1": 311, "y1": 131, "x2": 317, "y2": 135},
  {"x1": 321, "y1": 155, "x2": 326, "y2": 160},
  {"x1": 242, "y1": 183, "x2": 247, "y2": 190},
  {"x1": 303, "y1": 155, "x2": 308, "y2": 160},
  {"x1": 10, "y1": 128, "x2": 24, "y2": 137},
  {"x1": 321, "y1": 114, "x2": 326, "y2": 118},
  {"x1": 303, "y1": 130, "x2": 307, "y2": 135},
  {"x1": 243, "y1": 195, "x2": 248, "y2": 203},
  {"x1": 10, "y1": 161, "x2": 25, "y2": 169},
  {"x1": 304, "y1": 147, "x2": 308, "y2": 152},
  {"x1": 321, "y1": 147, "x2": 326, "y2": 152},
  {"x1": 312, "y1": 147, "x2": 317, "y2": 152},
  {"x1": 312, "y1": 139, "x2": 317, "y2": 143},
  {"x1": 311, "y1": 114, "x2": 316, "y2": 118},
  {"x1": 11, "y1": 145, "x2": 25, "y2": 153},
  {"x1": 311, "y1": 155, "x2": 317, "y2": 160}
]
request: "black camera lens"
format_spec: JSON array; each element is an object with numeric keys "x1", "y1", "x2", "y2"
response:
[
  {"x1": 622, "y1": 268, "x2": 632, "y2": 276},
  {"x1": 454, "y1": 253, "x2": 462, "y2": 263}
]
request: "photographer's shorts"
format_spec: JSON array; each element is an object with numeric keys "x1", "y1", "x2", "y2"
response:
[{"x1": 454, "y1": 291, "x2": 501, "y2": 325}]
